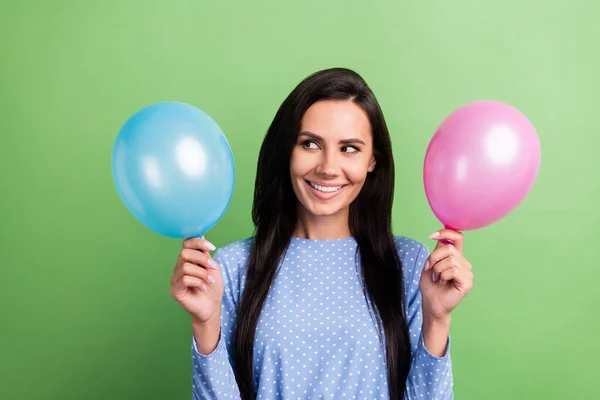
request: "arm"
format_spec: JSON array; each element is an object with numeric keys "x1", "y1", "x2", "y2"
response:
[
  {"x1": 191, "y1": 249, "x2": 242, "y2": 400},
  {"x1": 404, "y1": 243, "x2": 453, "y2": 400},
  {"x1": 192, "y1": 314, "x2": 221, "y2": 355}
]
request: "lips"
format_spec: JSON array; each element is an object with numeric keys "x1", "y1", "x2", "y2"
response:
[
  {"x1": 309, "y1": 182, "x2": 342, "y2": 192},
  {"x1": 304, "y1": 180, "x2": 347, "y2": 200}
]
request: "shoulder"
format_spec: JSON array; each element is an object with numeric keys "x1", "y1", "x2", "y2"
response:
[
  {"x1": 208, "y1": 237, "x2": 253, "y2": 305},
  {"x1": 212, "y1": 236, "x2": 254, "y2": 278},
  {"x1": 392, "y1": 234, "x2": 430, "y2": 279},
  {"x1": 213, "y1": 236, "x2": 254, "y2": 264},
  {"x1": 392, "y1": 235, "x2": 430, "y2": 259}
]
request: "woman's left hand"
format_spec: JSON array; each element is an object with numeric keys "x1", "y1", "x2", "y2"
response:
[{"x1": 420, "y1": 229, "x2": 474, "y2": 322}]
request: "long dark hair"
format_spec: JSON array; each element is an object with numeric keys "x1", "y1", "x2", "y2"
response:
[{"x1": 233, "y1": 67, "x2": 411, "y2": 400}]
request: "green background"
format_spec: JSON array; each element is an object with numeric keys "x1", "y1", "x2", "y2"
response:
[{"x1": 1, "y1": 1, "x2": 598, "y2": 399}]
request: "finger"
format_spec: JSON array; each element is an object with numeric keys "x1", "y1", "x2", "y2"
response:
[
  {"x1": 438, "y1": 265, "x2": 458, "y2": 283},
  {"x1": 432, "y1": 255, "x2": 460, "y2": 276},
  {"x1": 448, "y1": 269, "x2": 474, "y2": 293},
  {"x1": 182, "y1": 236, "x2": 217, "y2": 252},
  {"x1": 180, "y1": 249, "x2": 219, "y2": 270},
  {"x1": 172, "y1": 274, "x2": 207, "y2": 293},
  {"x1": 429, "y1": 229, "x2": 464, "y2": 252},
  {"x1": 172, "y1": 262, "x2": 215, "y2": 286},
  {"x1": 424, "y1": 245, "x2": 460, "y2": 271},
  {"x1": 171, "y1": 263, "x2": 207, "y2": 284},
  {"x1": 465, "y1": 261, "x2": 472, "y2": 271},
  {"x1": 173, "y1": 250, "x2": 205, "y2": 275}
]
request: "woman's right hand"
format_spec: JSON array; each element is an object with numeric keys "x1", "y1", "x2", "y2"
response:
[{"x1": 170, "y1": 237, "x2": 224, "y2": 324}]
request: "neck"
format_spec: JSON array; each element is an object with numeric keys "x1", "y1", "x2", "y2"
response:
[{"x1": 293, "y1": 203, "x2": 351, "y2": 240}]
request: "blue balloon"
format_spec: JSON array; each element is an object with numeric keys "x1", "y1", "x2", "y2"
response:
[{"x1": 111, "y1": 101, "x2": 235, "y2": 239}]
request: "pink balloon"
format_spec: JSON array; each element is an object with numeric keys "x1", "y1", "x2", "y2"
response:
[{"x1": 423, "y1": 100, "x2": 541, "y2": 231}]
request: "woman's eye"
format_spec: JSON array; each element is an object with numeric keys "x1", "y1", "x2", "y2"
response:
[
  {"x1": 303, "y1": 140, "x2": 319, "y2": 149},
  {"x1": 342, "y1": 146, "x2": 359, "y2": 153}
]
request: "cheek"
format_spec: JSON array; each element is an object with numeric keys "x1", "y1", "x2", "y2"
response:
[
  {"x1": 289, "y1": 149, "x2": 300, "y2": 175},
  {"x1": 344, "y1": 162, "x2": 371, "y2": 184},
  {"x1": 290, "y1": 149, "x2": 309, "y2": 178}
]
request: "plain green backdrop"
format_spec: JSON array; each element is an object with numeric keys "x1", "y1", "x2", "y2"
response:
[{"x1": 1, "y1": 1, "x2": 598, "y2": 399}]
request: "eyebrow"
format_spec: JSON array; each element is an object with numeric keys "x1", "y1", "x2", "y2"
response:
[{"x1": 298, "y1": 131, "x2": 366, "y2": 146}]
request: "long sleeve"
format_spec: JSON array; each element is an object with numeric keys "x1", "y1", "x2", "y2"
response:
[
  {"x1": 191, "y1": 248, "x2": 244, "y2": 400},
  {"x1": 404, "y1": 243, "x2": 454, "y2": 400}
]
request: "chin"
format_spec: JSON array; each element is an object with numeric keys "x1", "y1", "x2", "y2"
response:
[
  {"x1": 301, "y1": 196, "x2": 352, "y2": 218},
  {"x1": 307, "y1": 204, "x2": 346, "y2": 217}
]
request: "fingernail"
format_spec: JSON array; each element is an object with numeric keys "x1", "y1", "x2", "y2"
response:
[
  {"x1": 207, "y1": 275, "x2": 215, "y2": 284},
  {"x1": 207, "y1": 259, "x2": 218, "y2": 270},
  {"x1": 204, "y1": 241, "x2": 216, "y2": 251},
  {"x1": 429, "y1": 232, "x2": 440, "y2": 239},
  {"x1": 424, "y1": 260, "x2": 430, "y2": 271},
  {"x1": 201, "y1": 283, "x2": 207, "y2": 291},
  {"x1": 432, "y1": 272, "x2": 437, "y2": 282}
]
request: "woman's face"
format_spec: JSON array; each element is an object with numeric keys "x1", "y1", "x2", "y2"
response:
[{"x1": 290, "y1": 100, "x2": 376, "y2": 219}]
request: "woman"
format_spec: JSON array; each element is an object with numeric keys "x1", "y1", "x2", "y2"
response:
[{"x1": 170, "y1": 68, "x2": 474, "y2": 400}]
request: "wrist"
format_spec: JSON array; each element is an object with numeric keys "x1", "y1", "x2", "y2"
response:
[
  {"x1": 422, "y1": 312, "x2": 451, "y2": 329},
  {"x1": 192, "y1": 309, "x2": 221, "y2": 328},
  {"x1": 192, "y1": 312, "x2": 221, "y2": 355},
  {"x1": 421, "y1": 313, "x2": 451, "y2": 357}
]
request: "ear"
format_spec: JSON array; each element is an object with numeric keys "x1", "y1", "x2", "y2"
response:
[{"x1": 367, "y1": 156, "x2": 376, "y2": 172}]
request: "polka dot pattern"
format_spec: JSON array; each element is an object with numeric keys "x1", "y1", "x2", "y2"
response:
[{"x1": 191, "y1": 236, "x2": 453, "y2": 399}]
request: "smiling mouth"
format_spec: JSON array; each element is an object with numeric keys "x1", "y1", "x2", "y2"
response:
[{"x1": 305, "y1": 180, "x2": 346, "y2": 193}]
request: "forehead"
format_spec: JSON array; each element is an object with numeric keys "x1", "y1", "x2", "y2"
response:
[{"x1": 300, "y1": 100, "x2": 371, "y2": 140}]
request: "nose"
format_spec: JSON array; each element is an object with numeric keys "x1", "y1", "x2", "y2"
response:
[{"x1": 315, "y1": 149, "x2": 340, "y2": 178}]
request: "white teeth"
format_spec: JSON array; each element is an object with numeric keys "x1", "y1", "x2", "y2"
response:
[{"x1": 309, "y1": 182, "x2": 342, "y2": 193}]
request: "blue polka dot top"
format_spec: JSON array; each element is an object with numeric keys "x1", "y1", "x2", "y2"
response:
[{"x1": 191, "y1": 235, "x2": 453, "y2": 399}]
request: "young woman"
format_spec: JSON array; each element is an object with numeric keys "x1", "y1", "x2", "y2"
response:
[{"x1": 170, "y1": 68, "x2": 474, "y2": 400}]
